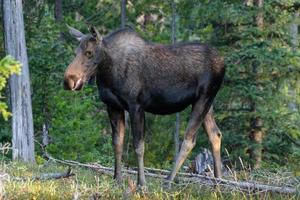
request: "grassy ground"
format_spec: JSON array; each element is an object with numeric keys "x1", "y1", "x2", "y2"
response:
[{"x1": 0, "y1": 161, "x2": 299, "y2": 200}]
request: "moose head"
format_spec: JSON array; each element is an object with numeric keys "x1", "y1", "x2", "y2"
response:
[{"x1": 64, "y1": 26, "x2": 104, "y2": 90}]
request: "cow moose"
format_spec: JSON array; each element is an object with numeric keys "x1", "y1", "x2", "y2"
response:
[{"x1": 64, "y1": 26, "x2": 225, "y2": 187}]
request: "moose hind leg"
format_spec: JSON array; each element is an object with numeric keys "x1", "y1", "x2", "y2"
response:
[
  {"x1": 203, "y1": 106, "x2": 222, "y2": 178},
  {"x1": 167, "y1": 97, "x2": 213, "y2": 183},
  {"x1": 107, "y1": 106, "x2": 125, "y2": 183},
  {"x1": 129, "y1": 105, "x2": 146, "y2": 186}
]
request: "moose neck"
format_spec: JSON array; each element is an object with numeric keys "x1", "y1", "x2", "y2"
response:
[
  {"x1": 96, "y1": 46, "x2": 114, "y2": 88},
  {"x1": 95, "y1": 29, "x2": 146, "y2": 88}
]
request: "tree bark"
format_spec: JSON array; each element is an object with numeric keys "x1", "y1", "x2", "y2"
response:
[
  {"x1": 75, "y1": 12, "x2": 82, "y2": 21},
  {"x1": 3, "y1": 0, "x2": 35, "y2": 162},
  {"x1": 54, "y1": 0, "x2": 63, "y2": 22},
  {"x1": 288, "y1": 11, "x2": 299, "y2": 111},
  {"x1": 55, "y1": 0, "x2": 64, "y2": 40},
  {"x1": 120, "y1": 0, "x2": 131, "y2": 163},
  {"x1": 174, "y1": 114, "x2": 180, "y2": 159},
  {"x1": 249, "y1": 0, "x2": 264, "y2": 169},
  {"x1": 244, "y1": 0, "x2": 253, "y2": 6},
  {"x1": 42, "y1": 122, "x2": 49, "y2": 147},
  {"x1": 249, "y1": 116, "x2": 263, "y2": 169},
  {"x1": 171, "y1": 1, "x2": 177, "y2": 44},
  {"x1": 290, "y1": 11, "x2": 299, "y2": 52},
  {"x1": 287, "y1": 10, "x2": 299, "y2": 127},
  {"x1": 121, "y1": 0, "x2": 127, "y2": 28},
  {"x1": 255, "y1": 0, "x2": 263, "y2": 28},
  {"x1": 171, "y1": 0, "x2": 180, "y2": 159}
]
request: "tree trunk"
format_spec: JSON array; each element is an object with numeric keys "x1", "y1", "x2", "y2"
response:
[
  {"x1": 244, "y1": 0, "x2": 253, "y2": 6},
  {"x1": 75, "y1": 12, "x2": 82, "y2": 21},
  {"x1": 290, "y1": 11, "x2": 299, "y2": 52},
  {"x1": 55, "y1": 0, "x2": 63, "y2": 40},
  {"x1": 171, "y1": 0, "x2": 180, "y2": 159},
  {"x1": 120, "y1": 0, "x2": 131, "y2": 162},
  {"x1": 249, "y1": 115, "x2": 263, "y2": 169},
  {"x1": 3, "y1": 0, "x2": 35, "y2": 162},
  {"x1": 249, "y1": 0, "x2": 264, "y2": 169},
  {"x1": 121, "y1": 0, "x2": 127, "y2": 28},
  {"x1": 54, "y1": 0, "x2": 63, "y2": 22},
  {"x1": 125, "y1": 111, "x2": 130, "y2": 163},
  {"x1": 174, "y1": 114, "x2": 180, "y2": 159},
  {"x1": 171, "y1": 1, "x2": 177, "y2": 44},
  {"x1": 287, "y1": 11, "x2": 299, "y2": 114},
  {"x1": 42, "y1": 122, "x2": 49, "y2": 147},
  {"x1": 255, "y1": 0, "x2": 263, "y2": 28}
]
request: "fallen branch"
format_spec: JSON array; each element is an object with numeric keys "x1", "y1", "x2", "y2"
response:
[
  {"x1": 10, "y1": 167, "x2": 75, "y2": 181},
  {"x1": 32, "y1": 167, "x2": 74, "y2": 181},
  {"x1": 44, "y1": 153, "x2": 298, "y2": 195}
]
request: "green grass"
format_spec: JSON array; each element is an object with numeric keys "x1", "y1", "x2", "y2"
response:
[{"x1": 0, "y1": 161, "x2": 299, "y2": 200}]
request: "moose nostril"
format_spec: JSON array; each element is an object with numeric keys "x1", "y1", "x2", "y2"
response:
[
  {"x1": 64, "y1": 74, "x2": 78, "y2": 90},
  {"x1": 64, "y1": 74, "x2": 83, "y2": 91},
  {"x1": 64, "y1": 78, "x2": 72, "y2": 90}
]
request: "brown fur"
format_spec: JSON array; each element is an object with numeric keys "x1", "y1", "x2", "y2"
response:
[{"x1": 64, "y1": 27, "x2": 225, "y2": 186}]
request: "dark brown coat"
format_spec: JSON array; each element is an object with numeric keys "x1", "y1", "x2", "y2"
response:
[{"x1": 64, "y1": 27, "x2": 225, "y2": 186}]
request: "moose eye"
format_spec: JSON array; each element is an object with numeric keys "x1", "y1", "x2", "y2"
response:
[{"x1": 85, "y1": 51, "x2": 93, "y2": 58}]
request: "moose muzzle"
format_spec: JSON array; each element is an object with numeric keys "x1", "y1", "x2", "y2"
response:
[{"x1": 64, "y1": 74, "x2": 84, "y2": 91}]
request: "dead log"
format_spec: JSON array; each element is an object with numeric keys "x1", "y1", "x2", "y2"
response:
[
  {"x1": 32, "y1": 168, "x2": 74, "y2": 181},
  {"x1": 44, "y1": 153, "x2": 298, "y2": 195},
  {"x1": 8, "y1": 167, "x2": 74, "y2": 182}
]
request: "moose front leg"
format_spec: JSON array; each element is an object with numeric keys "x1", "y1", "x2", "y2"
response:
[
  {"x1": 107, "y1": 106, "x2": 125, "y2": 183},
  {"x1": 203, "y1": 106, "x2": 222, "y2": 178},
  {"x1": 129, "y1": 105, "x2": 146, "y2": 186}
]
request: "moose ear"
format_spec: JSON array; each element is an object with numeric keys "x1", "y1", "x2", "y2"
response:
[
  {"x1": 90, "y1": 26, "x2": 103, "y2": 43},
  {"x1": 67, "y1": 25, "x2": 84, "y2": 41}
]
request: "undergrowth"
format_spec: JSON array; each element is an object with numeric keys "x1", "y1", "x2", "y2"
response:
[{"x1": 0, "y1": 160, "x2": 299, "y2": 200}]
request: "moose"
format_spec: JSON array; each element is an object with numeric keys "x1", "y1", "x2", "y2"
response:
[{"x1": 64, "y1": 26, "x2": 225, "y2": 187}]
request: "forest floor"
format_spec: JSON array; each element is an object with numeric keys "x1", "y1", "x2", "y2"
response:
[{"x1": 0, "y1": 161, "x2": 299, "y2": 200}]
